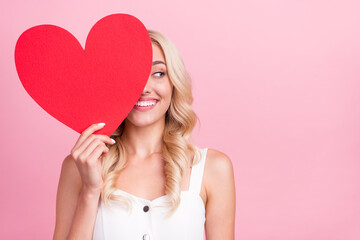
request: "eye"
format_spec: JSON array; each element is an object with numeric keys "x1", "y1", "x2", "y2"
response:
[{"x1": 153, "y1": 71, "x2": 165, "y2": 77}]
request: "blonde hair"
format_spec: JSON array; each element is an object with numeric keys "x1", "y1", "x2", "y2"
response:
[{"x1": 100, "y1": 29, "x2": 202, "y2": 217}]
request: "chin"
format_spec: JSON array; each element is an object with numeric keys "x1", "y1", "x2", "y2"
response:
[{"x1": 126, "y1": 114, "x2": 164, "y2": 127}]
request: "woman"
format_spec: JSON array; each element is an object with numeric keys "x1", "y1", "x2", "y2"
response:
[{"x1": 53, "y1": 29, "x2": 236, "y2": 240}]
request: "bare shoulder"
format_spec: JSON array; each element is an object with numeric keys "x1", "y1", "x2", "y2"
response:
[
  {"x1": 205, "y1": 148, "x2": 234, "y2": 180},
  {"x1": 62, "y1": 154, "x2": 76, "y2": 169},
  {"x1": 59, "y1": 154, "x2": 82, "y2": 190},
  {"x1": 61, "y1": 154, "x2": 80, "y2": 176},
  {"x1": 53, "y1": 155, "x2": 82, "y2": 239},
  {"x1": 203, "y1": 148, "x2": 235, "y2": 198},
  {"x1": 203, "y1": 148, "x2": 236, "y2": 239}
]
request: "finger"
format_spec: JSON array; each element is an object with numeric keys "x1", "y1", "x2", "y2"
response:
[
  {"x1": 71, "y1": 123, "x2": 107, "y2": 153},
  {"x1": 75, "y1": 123, "x2": 106, "y2": 149},
  {"x1": 78, "y1": 138, "x2": 108, "y2": 164},
  {"x1": 93, "y1": 134, "x2": 116, "y2": 145},
  {"x1": 87, "y1": 144, "x2": 109, "y2": 165},
  {"x1": 73, "y1": 134, "x2": 114, "y2": 158}
]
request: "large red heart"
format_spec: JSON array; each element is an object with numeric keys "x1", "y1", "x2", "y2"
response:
[{"x1": 15, "y1": 13, "x2": 152, "y2": 136}]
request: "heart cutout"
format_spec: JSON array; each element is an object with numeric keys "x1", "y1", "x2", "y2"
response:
[{"x1": 15, "y1": 13, "x2": 152, "y2": 136}]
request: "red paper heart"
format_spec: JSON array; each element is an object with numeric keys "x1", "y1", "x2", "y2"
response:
[{"x1": 15, "y1": 13, "x2": 152, "y2": 136}]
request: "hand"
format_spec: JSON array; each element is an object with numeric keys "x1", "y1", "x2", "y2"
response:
[{"x1": 70, "y1": 123, "x2": 116, "y2": 194}]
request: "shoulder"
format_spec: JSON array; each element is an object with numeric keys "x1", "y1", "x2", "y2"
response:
[
  {"x1": 56, "y1": 154, "x2": 82, "y2": 210},
  {"x1": 61, "y1": 154, "x2": 79, "y2": 175},
  {"x1": 62, "y1": 154, "x2": 75, "y2": 168},
  {"x1": 203, "y1": 148, "x2": 235, "y2": 195},
  {"x1": 202, "y1": 148, "x2": 236, "y2": 239},
  {"x1": 59, "y1": 154, "x2": 82, "y2": 191},
  {"x1": 205, "y1": 148, "x2": 234, "y2": 178},
  {"x1": 53, "y1": 155, "x2": 82, "y2": 239}
]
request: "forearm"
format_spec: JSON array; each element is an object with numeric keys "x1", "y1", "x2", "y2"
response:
[{"x1": 66, "y1": 188, "x2": 100, "y2": 240}]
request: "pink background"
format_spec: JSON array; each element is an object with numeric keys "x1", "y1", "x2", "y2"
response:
[{"x1": 1, "y1": 0, "x2": 359, "y2": 239}]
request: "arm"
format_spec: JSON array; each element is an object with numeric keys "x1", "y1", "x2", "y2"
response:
[
  {"x1": 204, "y1": 149, "x2": 236, "y2": 240},
  {"x1": 53, "y1": 123, "x2": 115, "y2": 240},
  {"x1": 53, "y1": 155, "x2": 101, "y2": 240}
]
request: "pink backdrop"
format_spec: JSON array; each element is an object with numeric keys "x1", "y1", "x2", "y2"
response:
[{"x1": 1, "y1": 0, "x2": 359, "y2": 239}]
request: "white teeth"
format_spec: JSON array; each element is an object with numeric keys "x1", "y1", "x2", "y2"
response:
[{"x1": 135, "y1": 101, "x2": 157, "y2": 107}]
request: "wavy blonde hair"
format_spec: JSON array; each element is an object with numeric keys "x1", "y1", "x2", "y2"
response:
[{"x1": 100, "y1": 29, "x2": 202, "y2": 217}]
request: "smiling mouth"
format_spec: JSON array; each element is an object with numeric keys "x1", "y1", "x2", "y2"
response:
[
  {"x1": 133, "y1": 100, "x2": 159, "y2": 111},
  {"x1": 134, "y1": 100, "x2": 158, "y2": 107}
]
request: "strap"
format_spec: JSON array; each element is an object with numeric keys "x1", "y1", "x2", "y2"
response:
[{"x1": 189, "y1": 148, "x2": 208, "y2": 195}]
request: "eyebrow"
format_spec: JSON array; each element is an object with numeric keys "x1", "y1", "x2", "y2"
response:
[{"x1": 152, "y1": 60, "x2": 166, "y2": 66}]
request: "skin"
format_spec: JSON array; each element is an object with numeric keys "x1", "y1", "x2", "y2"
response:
[{"x1": 53, "y1": 43, "x2": 236, "y2": 240}]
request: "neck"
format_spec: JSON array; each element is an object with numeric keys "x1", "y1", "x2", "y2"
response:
[{"x1": 122, "y1": 117, "x2": 165, "y2": 159}]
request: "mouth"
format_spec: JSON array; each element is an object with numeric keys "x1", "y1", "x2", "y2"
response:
[{"x1": 133, "y1": 100, "x2": 159, "y2": 111}]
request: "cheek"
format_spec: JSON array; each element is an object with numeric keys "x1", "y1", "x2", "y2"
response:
[{"x1": 155, "y1": 82, "x2": 172, "y2": 101}]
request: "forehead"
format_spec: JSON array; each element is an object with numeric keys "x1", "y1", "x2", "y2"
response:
[{"x1": 152, "y1": 43, "x2": 166, "y2": 63}]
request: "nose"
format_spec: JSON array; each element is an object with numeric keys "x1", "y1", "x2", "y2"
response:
[{"x1": 141, "y1": 81, "x2": 151, "y2": 95}]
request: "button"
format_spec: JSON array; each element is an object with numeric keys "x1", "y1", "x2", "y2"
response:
[
  {"x1": 143, "y1": 205, "x2": 149, "y2": 212},
  {"x1": 142, "y1": 233, "x2": 150, "y2": 240}
]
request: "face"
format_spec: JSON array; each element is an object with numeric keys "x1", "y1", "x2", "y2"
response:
[{"x1": 125, "y1": 43, "x2": 173, "y2": 127}]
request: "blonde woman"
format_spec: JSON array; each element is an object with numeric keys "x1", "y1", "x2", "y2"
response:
[{"x1": 53, "y1": 30, "x2": 236, "y2": 240}]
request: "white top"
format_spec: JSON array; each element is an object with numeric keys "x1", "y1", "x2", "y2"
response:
[{"x1": 93, "y1": 147, "x2": 208, "y2": 240}]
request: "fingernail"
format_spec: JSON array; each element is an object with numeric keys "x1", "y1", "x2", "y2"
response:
[
  {"x1": 111, "y1": 138, "x2": 116, "y2": 144},
  {"x1": 97, "y1": 123, "x2": 106, "y2": 126}
]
